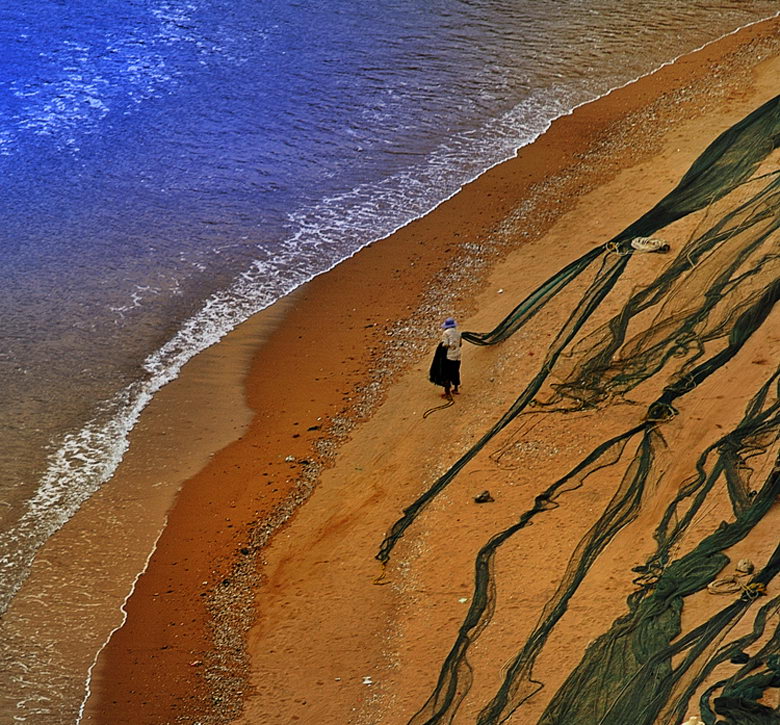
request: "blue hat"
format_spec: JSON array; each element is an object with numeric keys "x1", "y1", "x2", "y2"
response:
[{"x1": 441, "y1": 317, "x2": 456, "y2": 329}]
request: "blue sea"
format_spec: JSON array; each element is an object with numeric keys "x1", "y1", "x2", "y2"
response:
[{"x1": 1, "y1": 0, "x2": 778, "y2": 721}]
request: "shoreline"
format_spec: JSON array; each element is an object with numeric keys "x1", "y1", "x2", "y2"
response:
[
  {"x1": 80, "y1": 16, "x2": 780, "y2": 724},
  {"x1": 1, "y1": 292, "x2": 301, "y2": 723}
]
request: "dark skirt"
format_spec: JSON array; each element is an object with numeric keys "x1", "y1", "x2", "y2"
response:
[
  {"x1": 429, "y1": 344, "x2": 461, "y2": 388},
  {"x1": 443, "y1": 359, "x2": 461, "y2": 387}
]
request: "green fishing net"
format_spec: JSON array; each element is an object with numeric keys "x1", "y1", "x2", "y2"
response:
[{"x1": 376, "y1": 95, "x2": 780, "y2": 724}]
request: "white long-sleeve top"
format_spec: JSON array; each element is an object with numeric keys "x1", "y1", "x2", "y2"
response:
[{"x1": 441, "y1": 328, "x2": 462, "y2": 361}]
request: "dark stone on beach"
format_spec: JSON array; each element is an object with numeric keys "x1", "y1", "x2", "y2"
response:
[
  {"x1": 307, "y1": 425, "x2": 321, "y2": 431},
  {"x1": 474, "y1": 490, "x2": 494, "y2": 504},
  {"x1": 730, "y1": 651, "x2": 750, "y2": 664},
  {"x1": 222, "y1": 578, "x2": 231, "y2": 587},
  {"x1": 240, "y1": 548, "x2": 250, "y2": 556}
]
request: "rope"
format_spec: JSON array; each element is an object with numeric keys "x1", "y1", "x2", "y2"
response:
[
  {"x1": 707, "y1": 560, "x2": 766, "y2": 599},
  {"x1": 373, "y1": 564, "x2": 390, "y2": 586},
  {"x1": 423, "y1": 395, "x2": 454, "y2": 419},
  {"x1": 707, "y1": 574, "x2": 749, "y2": 595}
]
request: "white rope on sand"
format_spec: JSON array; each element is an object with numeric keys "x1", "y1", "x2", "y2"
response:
[
  {"x1": 630, "y1": 236, "x2": 671, "y2": 253},
  {"x1": 707, "y1": 558, "x2": 759, "y2": 596}
]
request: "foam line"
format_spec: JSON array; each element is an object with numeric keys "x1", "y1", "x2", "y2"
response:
[{"x1": 76, "y1": 516, "x2": 168, "y2": 724}]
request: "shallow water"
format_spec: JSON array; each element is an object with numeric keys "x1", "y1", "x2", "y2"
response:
[{"x1": 1, "y1": 0, "x2": 778, "y2": 721}]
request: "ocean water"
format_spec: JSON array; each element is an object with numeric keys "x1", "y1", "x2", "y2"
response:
[{"x1": 0, "y1": 0, "x2": 778, "y2": 721}]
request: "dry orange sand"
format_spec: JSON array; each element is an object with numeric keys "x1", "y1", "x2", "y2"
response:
[{"x1": 83, "y1": 16, "x2": 780, "y2": 725}]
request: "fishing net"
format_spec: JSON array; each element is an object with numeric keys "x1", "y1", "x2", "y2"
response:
[{"x1": 376, "y1": 94, "x2": 780, "y2": 724}]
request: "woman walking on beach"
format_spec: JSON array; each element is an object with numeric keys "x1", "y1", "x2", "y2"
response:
[{"x1": 430, "y1": 317, "x2": 462, "y2": 398}]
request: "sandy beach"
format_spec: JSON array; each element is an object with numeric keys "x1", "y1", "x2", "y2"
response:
[{"x1": 81, "y1": 16, "x2": 780, "y2": 725}]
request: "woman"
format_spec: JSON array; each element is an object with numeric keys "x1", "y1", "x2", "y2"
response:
[{"x1": 429, "y1": 317, "x2": 462, "y2": 398}]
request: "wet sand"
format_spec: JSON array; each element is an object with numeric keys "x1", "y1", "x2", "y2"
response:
[{"x1": 81, "y1": 16, "x2": 780, "y2": 725}]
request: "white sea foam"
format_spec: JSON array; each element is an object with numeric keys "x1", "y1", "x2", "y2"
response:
[{"x1": 108, "y1": 285, "x2": 161, "y2": 321}]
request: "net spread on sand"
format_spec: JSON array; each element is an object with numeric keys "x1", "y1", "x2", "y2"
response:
[{"x1": 377, "y1": 95, "x2": 780, "y2": 724}]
